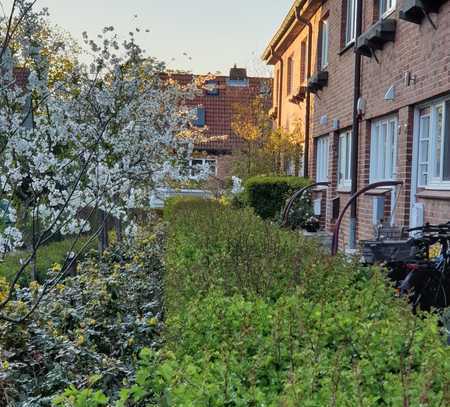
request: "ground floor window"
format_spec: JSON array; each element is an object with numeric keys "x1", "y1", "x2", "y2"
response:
[
  {"x1": 338, "y1": 130, "x2": 352, "y2": 188},
  {"x1": 370, "y1": 115, "x2": 398, "y2": 182},
  {"x1": 417, "y1": 98, "x2": 450, "y2": 188},
  {"x1": 316, "y1": 135, "x2": 329, "y2": 182},
  {"x1": 189, "y1": 158, "x2": 217, "y2": 177}
]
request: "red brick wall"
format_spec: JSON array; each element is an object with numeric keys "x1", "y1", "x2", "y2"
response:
[{"x1": 267, "y1": 0, "x2": 450, "y2": 247}]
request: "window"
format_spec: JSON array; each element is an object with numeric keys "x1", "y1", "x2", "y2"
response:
[
  {"x1": 320, "y1": 18, "x2": 329, "y2": 69},
  {"x1": 287, "y1": 55, "x2": 294, "y2": 95},
  {"x1": 189, "y1": 158, "x2": 217, "y2": 177},
  {"x1": 316, "y1": 136, "x2": 329, "y2": 182},
  {"x1": 205, "y1": 80, "x2": 219, "y2": 96},
  {"x1": 417, "y1": 99, "x2": 450, "y2": 188},
  {"x1": 338, "y1": 130, "x2": 352, "y2": 188},
  {"x1": 345, "y1": 0, "x2": 358, "y2": 45},
  {"x1": 370, "y1": 116, "x2": 398, "y2": 182},
  {"x1": 300, "y1": 40, "x2": 307, "y2": 84},
  {"x1": 379, "y1": 0, "x2": 396, "y2": 18},
  {"x1": 194, "y1": 106, "x2": 205, "y2": 127}
]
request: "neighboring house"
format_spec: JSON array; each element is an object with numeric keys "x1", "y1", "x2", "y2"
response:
[
  {"x1": 168, "y1": 66, "x2": 272, "y2": 179},
  {"x1": 264, "y1": 0, "x2": 450, "y2": 249}
]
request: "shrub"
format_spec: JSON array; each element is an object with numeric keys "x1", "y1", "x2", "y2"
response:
[
  {"x1": 59, "y1": 204, "x2": 450, "y2": 406},
  {"x1": 165, "y1": 202, "x2": 319, "y2": 310},
  {"x1": 243, "y1": 176, "x2": 310, "y2": 220},
  {"x1": 94, "y1": 265, "x2": 450, "y2": 406},
  {"x1": 0, "y1": 234, "x2": 165, "y2": 406},
  {"x1": 163, "y1": 196, "x2": 220, "y2": 222},
  {"x1": 142, "y1": 281, "x2": 450, "y2": 406}
]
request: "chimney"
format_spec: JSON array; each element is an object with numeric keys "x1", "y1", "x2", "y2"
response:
[{"x1": 229, "y1": 64, "x2": 247, "y2": 81}]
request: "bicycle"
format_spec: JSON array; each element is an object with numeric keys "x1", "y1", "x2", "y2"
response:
[{"x1": 386, "y1": 222, "x2": 450, "y2": 313}]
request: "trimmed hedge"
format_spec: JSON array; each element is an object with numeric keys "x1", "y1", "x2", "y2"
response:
[
  {"x1": 163, "y1": 196, "x2": 221, "y2": 222},
  {"x1": 57, "y1": 203, "x2": 450, "y2": 406},
  {"x1": 244, "y1": 176, "x2": 310, "y2": 219}
]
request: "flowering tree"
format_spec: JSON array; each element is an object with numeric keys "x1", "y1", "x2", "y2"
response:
[{"x1": 0, "y1": 0, "x2": 201, "y2": 322}]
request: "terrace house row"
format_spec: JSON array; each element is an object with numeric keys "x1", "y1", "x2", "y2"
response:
[{"x1": 264, "y1": 0, "x2": 450, "y2": 249}]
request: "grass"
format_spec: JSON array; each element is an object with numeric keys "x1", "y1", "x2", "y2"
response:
[{"x1": 0, "y1": 235, "x2": 97, "y2": 284}]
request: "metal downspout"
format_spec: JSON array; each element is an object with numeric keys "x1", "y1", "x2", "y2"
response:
[
  {"x1": 295, "y1": 4, "x2": 312, "y2": 178},
  {"x1": 349, "y1": 0, "x2": 364, "y2": 250}
]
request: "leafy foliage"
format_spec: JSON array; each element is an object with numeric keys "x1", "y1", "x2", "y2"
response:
[
  {"x1": 164, "y1": 200, "x2": 318, "y2": 307},
  {"x1": 244, "y1": 176, "x2": 310, "y2": 220},
  {"x1": 230, "y1": 95, "x2": 303, "y2": 180},
  {"x1": 162, "y1": 196, "x2": 221, "y2": 222},
  {"x1": 0, "y1": 234, "x2": 165, "y2": 406},
  {"x1": 57, "y1": 203, "x2": 450, "y2": 406}
]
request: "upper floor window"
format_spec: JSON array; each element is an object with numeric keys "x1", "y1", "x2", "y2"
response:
[
  {"x1": 338, "y1": 130, "x2": 352, "y2": 188},
  {"x1": 287, "y1": 55, "x2": 294, "y2": 95},
  {"x1": 417, "y1": 100, "x2": 450, "y2": 188},
  {"x1": 370, "y1": 115, "x2": 398, "y2": 182},
  {"x1": 316, "y1": 135, "x2": 329, "y2": 182},
  {"x1": 380, "y1": 0, "x2": 396, "y2": 18},
  {"x1": 320, "y1": 18, "x2": 329, "y2": 69},
  {"x1": 300, "y1": 40, "x2": 307, "y2": 84},
  {"x1": 205, "y1": 80, "x2": 219, "y2": 96},
  {"x1": 345, "y1": 0, "x2": 358, "y2": 45}
]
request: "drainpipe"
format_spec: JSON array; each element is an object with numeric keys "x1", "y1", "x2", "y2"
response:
[
  {"x1": 294, "y1": 4, "x2": 311, "y2": 178},
  {"x1": 271, "y1": 46, "x2": 283, "y2": 128},
  {"x1": 349, "y1": 0, "x2": 364, "y2": 250}
]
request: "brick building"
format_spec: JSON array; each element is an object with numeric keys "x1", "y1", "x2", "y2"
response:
[
  {"x1": 264, "y1": 0, "x2": 450, "y2": 250},
  {"x1": 169, "y1": 67, "x2": 272, "y2": 180}
]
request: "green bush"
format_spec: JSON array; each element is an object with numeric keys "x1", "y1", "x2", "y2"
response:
[
  {"x1": 57, "y1": 204, "x2": 450, "y2": 406},
  {"x1": 163, "y1": 195, "x2": 220, "y2": 222},
  {"x1": 165, "y1": 202, "x2": 318, "y2": 309},
  {"x1": 0, "y1": 234, "x2": 165, "y2": 406},
  {"x1": 130, "y1": 279, "x2": 450, "y2": 406},
  {"x1": 244, "y1": 176, "x2": 310, "y2": 220}
]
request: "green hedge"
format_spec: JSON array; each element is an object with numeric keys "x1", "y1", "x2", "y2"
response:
[
  {"x1": 163, "y1": 196, "x2": 220, "y2": 222},
  {"x1": 164, "y1": 200, "x2": 318, "y2": 307},
  {"x1": 56, "y1": 203, "x2": 450, "y2": 405},
  {"x1": 244, "y1": 176, "x2": 310, "y2": 219}
]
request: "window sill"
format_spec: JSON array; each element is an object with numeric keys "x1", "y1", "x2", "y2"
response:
[
  {"x1": 338, "y1": 41, "x2": 354, "y2": 56},
  {"x1": 336, "y1": 187, "x2": 351, "y2": 194},
  {"x1": 366, "y1": 187, "x2": 393, "y2": 196},
  {"x1": 380, "y1": 8, "x2": 396, "y2": 20},
  {"x1": 416, "y1": 189, "x2": 450, "y2": 201},
  {"x1": 313, "y1": 185, "x2": 328, "y2": 192}
]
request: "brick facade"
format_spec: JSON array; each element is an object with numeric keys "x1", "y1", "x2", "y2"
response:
[
  {"x1": 264, "y1": 0, "x2": 450, "y2": 249},
  {"x1": 169, "y1": 69, "x2": 272, "y2": 180}
]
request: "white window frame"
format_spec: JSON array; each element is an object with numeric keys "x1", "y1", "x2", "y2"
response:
[
  {"x1": 316, "y1": 136, "x2": 329, "y2": 182},
  {"x1": 338, "y1": 130, "x2": 352, "y2": 189},
  {"x1": 416, "y1": 97, "x2": 450, "y2": 189},
  {"x1": 320, "y1": 18, "x2": 329, "y2": 70},
  {"x1": 189, "y1": 158, "x2": 217, "y2": 177},
  {"x1": 345, "y1": 0, "x2": 358, "y2": 45},
  {"x1": 370, "y1": 115, "x2": 398, "y2": 183},
  {"x1": 380, "y1": 0, "x2": 396, "y2": 19}
]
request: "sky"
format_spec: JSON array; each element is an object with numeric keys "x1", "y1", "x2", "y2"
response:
[{"x1": 13, "y1": 0, "x2": 294, "y2": 77}]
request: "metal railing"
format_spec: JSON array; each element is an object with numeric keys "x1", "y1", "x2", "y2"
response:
[
  {"x1": 331, "y1": 180, "x2": 403, "y2": 256},
  {"x1": 281, "y1": 182, "x2": 329, "y2": 228}
]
